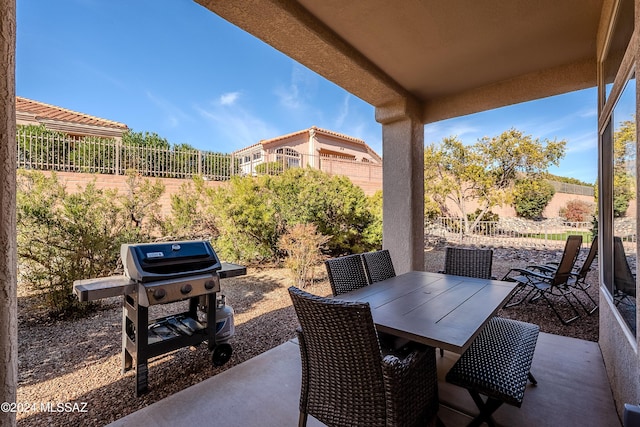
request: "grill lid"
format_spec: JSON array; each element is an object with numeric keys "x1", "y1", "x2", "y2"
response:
[{"x1": 121, "y1": 240, "x2": 222, "y2": 282}]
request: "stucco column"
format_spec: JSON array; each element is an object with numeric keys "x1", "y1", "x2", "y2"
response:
[
  {"x1": 376, "y1": 98, "x2": 424, "y2": 274},
  {"x1": 0, "y1": 1, "x2": 17, "y2": 426}
]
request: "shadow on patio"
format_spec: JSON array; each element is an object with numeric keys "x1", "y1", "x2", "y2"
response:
[{"x1": 106, "y1": 332, "x2": 620, "y2": 427}]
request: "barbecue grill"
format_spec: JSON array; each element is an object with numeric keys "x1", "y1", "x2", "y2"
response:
[{"x1": 73, "y1": 240, "x2": 246, "y2": 396}]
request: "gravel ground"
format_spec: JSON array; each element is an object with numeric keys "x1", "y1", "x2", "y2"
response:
[{"x1": 16, "y1": 246, "x2": 601, "y2": 427}]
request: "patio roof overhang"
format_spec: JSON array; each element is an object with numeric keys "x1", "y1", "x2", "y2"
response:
[{"x1": 195, "y1": 0, "x2": 604, "y2": 123}]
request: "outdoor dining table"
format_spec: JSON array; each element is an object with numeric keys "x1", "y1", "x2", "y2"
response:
[{"x1": 337, "y1": 270, "x2": 518, "y2": 354}]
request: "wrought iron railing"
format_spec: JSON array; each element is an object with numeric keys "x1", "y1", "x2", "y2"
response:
[
  {"x1": 426, "y1": 217, "x2": 636, "y2": 254},
  {"x1": 16, "y1": 129, "x2": 237, "y2": 180},
  {"x1": 16, "y1": 130, "x2": 384, "y2": 184}
]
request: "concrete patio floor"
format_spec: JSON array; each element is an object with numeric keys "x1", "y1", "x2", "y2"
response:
[{"x1": 107, "y1": 332, "x2": 621, "y2": 427}]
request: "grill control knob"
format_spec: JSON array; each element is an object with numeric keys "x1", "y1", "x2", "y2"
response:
[
  {"x1": 205, "y1": 280, "x2": 216, "y2": 290},
  {"x1": 181, "y1": 284, "x2": 192, "y2": 295},
  {"x1": 153, "y1": 288, "x2": 166, "y2": 301}
]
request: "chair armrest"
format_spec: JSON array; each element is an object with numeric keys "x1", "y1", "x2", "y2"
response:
[
  {"x1": 524, "y1": 265, "x2": 555, "y2": 275},
  {"x1": 503, "y1": 267, "x2": 553, "y2": 284}
]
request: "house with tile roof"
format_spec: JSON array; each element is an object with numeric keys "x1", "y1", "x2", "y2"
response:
[
  {"x1": 232, "y1": 126, "x2": 382, "y2": 178},
  {"x1": 16, "y1": 96, "x2": 128, "y2": 139}
]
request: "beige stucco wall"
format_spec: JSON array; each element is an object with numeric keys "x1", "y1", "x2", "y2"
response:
[
  {"x1": 599, "y1": 293, "x2": 638, "y2": 415},
  {"x1": 597, "y1": 0, "x2": 640, "y2": 417},
  {"x1": 34, "y1": 171, "x2": 225, "y2": 218},
  {"x1": 442, "y1": 192, "x2": 596, "y2": 219}
]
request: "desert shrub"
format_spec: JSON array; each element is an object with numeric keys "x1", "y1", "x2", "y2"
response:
[
  {"x1": 210, "y1": 175, "x2": 280, "y2": 263},
  {"x1": 560, "y1": 199, "x2": 594, "y2": 222},
  {"x1": 17, "y1": 170, "x2": 164, "y2": 317},
  {"x1": 270, "y1": 168, "x2": 376, "y2": 255},
  {"x1": 362, "y1": 190, "x2": 383, "y2": 249},
  {"x1": 254, "y1": 161, "x2": 286, "y2": 175},
  {"x1": 512, "y1": 179, "x2": 555, "y2": 219},
  {"x1": 209, "y1": 168, "x2": 380, "y2": 263},
  {"x1": 279, "y1": 223, "x2": 329, "y2": 287},
  {"x1": 164, "y1": 175, "x2": 219, "y2": 240}
]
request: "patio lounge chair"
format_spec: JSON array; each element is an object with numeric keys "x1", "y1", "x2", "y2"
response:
[
  {"x1": 614, "y1": 237, "x2": 636, "y2": 306},
  {"x1": 362, "y1": 249, "x2": 396, "y2": 283},
  {"x1": 502, "y1": 235, "x2": 583, "y2": 324},
  {"x1": 531, "y1": 239, "x2": 599, "y2": 315},
  {"x1": 567, "y1": 239, "x2": 598, "y2": 314},
  {"x1": 288, "y1": 286, "x2": 442, "y2": 427}
]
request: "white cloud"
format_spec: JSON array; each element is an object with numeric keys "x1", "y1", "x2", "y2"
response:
[
  {"x1": 565, "y1": 131, "x2": 597, "y2": 154},
  {"x1": 275, "y1": 63, "x2": 319, "y2": 110},
  {"x1": 219, "y1": 92, "x2": 240, "y2": 106},
  {"x1": 146, "y1": 91, "x2": 193, "y2": 128},
  {"x1": 196, "y1": 101, "x2": 280, "y2": 151},
  {"x1": 334, "y1": 94, "x2": 350, "y2": 128},
  {"x1": 424, "y1": 120, "x2": 480, "y2": 144}
]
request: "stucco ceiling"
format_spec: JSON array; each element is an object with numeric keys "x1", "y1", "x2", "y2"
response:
[{"x1": 196, "y1": 0, "x2": 605, "y2": 123}]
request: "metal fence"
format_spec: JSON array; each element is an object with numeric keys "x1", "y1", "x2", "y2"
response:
[
  {"x1": 16, "y1": 130, "x2": 383, "y2": 184},
  {"x1": 16, "y1": 129, "x2": 237, "y2": 180},
  {"x1": 547, "y1": 180, "x2": 594, "y2": 196},
  {"x1": 426, "y1": 217, "x2": 637, "y2": 254}
]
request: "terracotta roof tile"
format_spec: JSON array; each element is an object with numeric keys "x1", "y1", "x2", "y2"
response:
[
  {"x1": 258, "y1": 126, "x2": 366, "y2": 146},
  {"x1": 16, "y1": 96, "x2": 128, "y2": 129}
]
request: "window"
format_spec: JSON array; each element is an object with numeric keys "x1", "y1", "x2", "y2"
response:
[
  {"x1": 602, "y1": 0, "x2": 634, "y2": 102},
  {"x1": 611, "y1": 74, "x2": 636, "y2": 334},
  {"x1": 276, "y1": 147, "x2": 300, "y2": 168},
  {"x1": 598, "y1": 0, "x2": 636, "y2": 337}
]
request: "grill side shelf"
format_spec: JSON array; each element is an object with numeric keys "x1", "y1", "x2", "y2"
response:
[
  {"x1": 218, "y1": 262, "x2": 247, "y2": 279},
  {"x1": 73, "y1": 262, "x2": 246, "y2": 302},
  {"x1": 73, "y1": 275, "x2": 136, "y2": 302}
]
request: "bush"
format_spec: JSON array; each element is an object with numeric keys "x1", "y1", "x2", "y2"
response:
[
  {"x1": 279, "y1": 223, "x2": 329, "y2": 287},
  {"x1": 560, "y1": 199, "x2": 594, "y2": 222},
  {"x1": 207, "y1": 168, "x2": 380, "y2": 263},
  {"x1": 17, "y1": 170, "x2": 164, "y2": 317},
  {"x1": 164, "y1": 176, "x2": 219, "y2": 240},
  {"x1": 512, "y1": 179, "x2": 555, "y2": 219},
  {"x1": 254, "y1": 161, "x2": 286, "y2": 175}
]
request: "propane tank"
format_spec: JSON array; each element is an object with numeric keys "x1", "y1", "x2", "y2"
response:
[{"x1": 214, "y1": 294, "x2": 235, "y2": 343}]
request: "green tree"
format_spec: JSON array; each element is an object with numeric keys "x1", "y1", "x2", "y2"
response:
[
  {"x1": 512, "y1": 178, "x2": 556, "y2": 219},
  {"x1": 612, "y1": 118, "x2": 636, "y2": 217},
  {"x1": 424, "y1": 128, "x2": 565, "y2": 233}
]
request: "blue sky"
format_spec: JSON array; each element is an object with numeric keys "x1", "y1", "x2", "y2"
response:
[{"x1": 17, "y1": 0, "x2": 599, "y2": 184}]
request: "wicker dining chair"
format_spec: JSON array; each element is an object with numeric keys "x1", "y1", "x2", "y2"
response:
[
  {"x1": 325, "y1": 253, "x2": 369, "y2": 296},
  {"x1": 441, "y1": 246, "x2": 494, "y2": 279},
  {"x1": 362, "y1": 249, "x2": 396, "y2": 283},
  {"x1": 288, "y1": 286, "x2": 441, "y2": 427}
]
